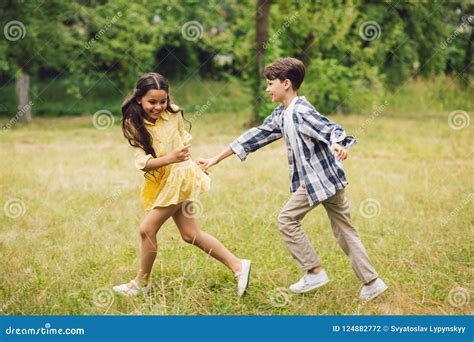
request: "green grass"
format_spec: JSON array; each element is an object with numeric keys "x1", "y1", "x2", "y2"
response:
[
  {"x1": 0, "y1": 105, "x2": 472, "y2": 315},
  {"x1": 384, "y1": 76, "x2": 473, "y2": 114}
]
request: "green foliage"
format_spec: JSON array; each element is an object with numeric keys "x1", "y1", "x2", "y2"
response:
[
  {"x1": 0, "y1": 0, "x2": 471, "y2": 119},
  {"x1": 0, "y1": 77, "x2": 251, "y2": 117},
  {"x1": 301, "y1": 58, "x2": 384, "y2": 114}
]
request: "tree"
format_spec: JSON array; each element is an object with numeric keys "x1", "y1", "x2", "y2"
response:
[
  {"x1": 0, "y1": 0, "x2": 78, "y2": 123},
  {"x1": 461, "y1": 6, "x2": 474, "y2": 86},
  {"x1": 252, "y1": 0, "x2": 271, "y2": 122}
]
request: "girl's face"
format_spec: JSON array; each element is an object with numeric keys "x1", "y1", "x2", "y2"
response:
[
  {"x1": 266, "y1": 78, "x2": 290, "y2": 103},
  {"x1": 138, "y1": 89, "x2": 168, "y2": 121}
]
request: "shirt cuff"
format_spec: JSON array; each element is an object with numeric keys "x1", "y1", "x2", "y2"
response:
[
  {"x1": 332, "y1": 135, "x2": 357, "y2": 149},
  {"x1": 330, "y1": 128, "x2": 346, "y2": 144},
  {"x1": 330, "y1": 129, "x2": 357, "y2": 149},
  {"x1": 341, "y1": 136, "x2": 357, "y2": 149},
  {"x1": 135, "y1": 154, "x2": 153, "y2": 170},
  {"x1": 229, "y1": 141, "x2": 247, "y2": 161}
]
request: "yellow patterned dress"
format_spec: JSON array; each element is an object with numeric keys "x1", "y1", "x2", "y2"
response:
[{"x1": 131, "y1": 105, "x2": 210, "y2": 210}]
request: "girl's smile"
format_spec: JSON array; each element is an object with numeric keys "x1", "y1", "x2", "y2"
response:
[{"x1": 138, "y1": 89, "x2": 168, "y2": 121}]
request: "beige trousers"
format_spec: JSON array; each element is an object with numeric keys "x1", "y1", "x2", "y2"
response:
[{"x1": 278, "y1": 184, "x2": 378, "y2": 284}]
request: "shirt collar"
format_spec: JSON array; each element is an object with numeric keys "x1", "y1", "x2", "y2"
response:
[
  {"x1": 285, "y1": 96, "x2": 300, "y2": 114},
  {"x1": 143, "y1": 110, "x2": 170, "y2": 125}
]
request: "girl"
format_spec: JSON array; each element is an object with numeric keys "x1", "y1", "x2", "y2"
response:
[{"x1": 113, "y1": 72, "x2": 251, "y2": 297}]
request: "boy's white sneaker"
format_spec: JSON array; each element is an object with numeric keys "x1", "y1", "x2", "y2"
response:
[
  {"x1": 359, "y1": 278, "x2": 388, "y2": 301},
  {"x1": 113, "y1": 280, "x2": 151, "y2": 297},
  {"x1": 289, "y1": 269, "x2": 330, "y2": 294},
  {"x1": 235, "y1": 259, "x2": 251, "y2": 297}
]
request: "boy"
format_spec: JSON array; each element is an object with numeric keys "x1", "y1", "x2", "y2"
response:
[{"x1": 197, "y1": 57, "x2": 387, "y2": 301}]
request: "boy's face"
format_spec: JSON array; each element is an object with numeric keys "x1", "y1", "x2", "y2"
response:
[
  {"x1": 266, "y1": 78, "x2": 291, "y2": 103},
  {"x1": 139, "y1": 89, "x2": 168, "y2": 121}
]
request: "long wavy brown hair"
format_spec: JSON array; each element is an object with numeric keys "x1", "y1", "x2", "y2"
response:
[{"x1": 121, "y1": 72, "x2": 189, "y2": 158}]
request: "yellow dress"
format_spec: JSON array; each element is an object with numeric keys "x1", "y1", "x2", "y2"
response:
[{"x1": 131, "y1": 104, "x2": 210, "y2": 210}]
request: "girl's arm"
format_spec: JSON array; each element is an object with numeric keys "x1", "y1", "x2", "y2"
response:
[{"x1": 142, "y1": 145, "x2": 191, "y2": 172}]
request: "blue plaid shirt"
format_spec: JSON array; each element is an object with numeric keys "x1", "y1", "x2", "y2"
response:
[{"x1": 229, "y1": 96, "x2": 357, "y2": 206}]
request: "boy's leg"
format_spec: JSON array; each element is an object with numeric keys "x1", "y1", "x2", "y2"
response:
[
  {"x1": 322, "y1": 189, "x2": 379, "y2": 284},
  {"x1": 278, "y1": 184, "x2": 320, "y2": 272}
]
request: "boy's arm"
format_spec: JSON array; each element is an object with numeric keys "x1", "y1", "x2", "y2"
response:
[
  {"x1": 197, "y1": 107, "x2": 283, "y2": 170},
  {"x1": 197, "y1": 146, "x2": 234, "y2": 170},
  {"x1": 299, "y1": 108, "x2": 356, "y2": 149},
  {"x1": 228, "y1": 114, "x2": 283, "y2": 161}
]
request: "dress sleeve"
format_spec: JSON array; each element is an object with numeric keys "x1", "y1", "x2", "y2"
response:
[{"x1": 131, "y1": 145, "x2": 153, "y2": 171}]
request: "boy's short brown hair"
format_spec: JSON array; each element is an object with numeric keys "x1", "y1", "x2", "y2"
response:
[{"x1": 263, "y1": 57, "x2": 305, "y2": 90}]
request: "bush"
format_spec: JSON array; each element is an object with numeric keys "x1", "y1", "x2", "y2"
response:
[{"x1": 301, "y1": 58, "x2": 384, "y2": 115}]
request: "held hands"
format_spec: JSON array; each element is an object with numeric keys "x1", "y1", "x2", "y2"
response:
[
  {"x1": 330, "y1": 143, "x2": 348, "y2": 161},
  {"x1": 167, "y1": 145, "x2": 191, "y2": 164},
  {"x1": 165, "y1": 145, "x2": 214, "y2": 175},
  {"x1": 196, "y1": 156, "x2": 218, "y2": 173}
]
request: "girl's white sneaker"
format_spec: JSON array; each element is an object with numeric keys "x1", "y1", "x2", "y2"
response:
[
  {"x1": 235, "y1": 259, "x2": 251, "y2": 297},
  {"x1": 113, "y1": 280, "x2": 151, "y2": 297}
]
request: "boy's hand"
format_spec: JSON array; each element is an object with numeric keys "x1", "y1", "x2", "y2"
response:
[
  {"x1": 195, "y1": 158, "x2": 210, "y2": 174},
  {"x1": 196, "y1": 162, "x2": 209, "y2": 174},
  {"x1": 196, "y1": 157, "x2": 218, "y2": 171},
  {"x1": 330, "y1": 143, "x2": 348, "y2": 161}
]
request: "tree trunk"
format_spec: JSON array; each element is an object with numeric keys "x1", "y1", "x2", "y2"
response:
[
  {"x1": 15, "y1": 70, "x2": 32, "y2": 123},
  {"x1": 298, "y1": 32, "x2": 315, "y2": 66},
  {"x1": 463, "y1": 27, "x2": 473, "y2": 86},
  {"x1": 253, "y1": 0, "x2": 271, "y2": 122}
]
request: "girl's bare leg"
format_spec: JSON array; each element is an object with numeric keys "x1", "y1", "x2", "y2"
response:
[
  {"x1": 172, "y1": 201, "x2": 242, "y2": 274},
  {"x1": 132, "y1": 204, "x2": 181, "y2": 287}
]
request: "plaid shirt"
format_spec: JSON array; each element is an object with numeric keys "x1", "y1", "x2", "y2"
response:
[{"x1": 229, "y1": 96, "x2": 357, "y2": 206}]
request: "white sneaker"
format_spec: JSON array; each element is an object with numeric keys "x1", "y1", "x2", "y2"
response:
[
  {"x1": 289, "y1": 269, "x2": 330, "y2": 294},
  {"x1": 359, "y1": 278, "x2": 388, "y2": 301},
  {"x1": 113, "y1": 280, "x2": 151, "y2": 297},
  {"x1": 235, "y1": 259, "x2": 251, "y2": 297}
]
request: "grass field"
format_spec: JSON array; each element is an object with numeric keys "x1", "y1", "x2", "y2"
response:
[{"x1": 0, "y1": 105, "x2": 472, "y2": 315}]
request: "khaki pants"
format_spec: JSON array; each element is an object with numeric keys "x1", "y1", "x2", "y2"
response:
[{"x1": 278, "y1": 184, "x2": 378, "y2": 284}]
